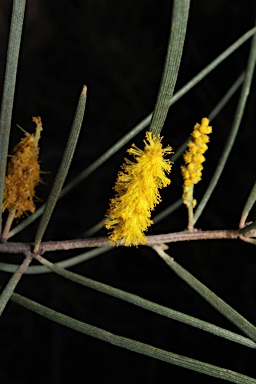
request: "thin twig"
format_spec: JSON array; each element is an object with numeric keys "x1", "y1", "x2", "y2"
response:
[
  {"x1": 0, "y1": 228, "x2": 241, "y2": 255},
  {"x1": 0, "y1": 227, "x2": 254, "y2": 273}
]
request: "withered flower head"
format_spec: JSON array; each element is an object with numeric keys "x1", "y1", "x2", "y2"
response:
[{"x1": 2, "y1": 116, "x2": 43, "y2": 218}]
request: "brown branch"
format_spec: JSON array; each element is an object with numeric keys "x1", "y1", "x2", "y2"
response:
[
  {"x1": 0, "y1": 229, "x2": 243, "y2": 255},
  {"x1": 146, "y1": 229, "x2": 239, "y2": 244},
  {"x1": 0, "y1": 241, "x2": 32, "y2": 254}
]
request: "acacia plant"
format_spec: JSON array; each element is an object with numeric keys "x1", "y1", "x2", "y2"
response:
[{"x1": 0, "y1": 1, "x2": 256, "y2": 383}]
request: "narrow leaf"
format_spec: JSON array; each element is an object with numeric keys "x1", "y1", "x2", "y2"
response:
[
  {"x1": 153, "y1": 245, "x2": 256, "y2": 343},
  {"x1": 11, "y1": 291, "x2": 256, "y2": 384},
  {"x1": 149, "y1": 0, "x2": 190, "y2": 135},
  {"x1": 34, "y1": 86, "x2": 87, "y2": 250},
  {"x1": 33, "y1": 253, "x2": 256, "y2": 349},
  {"x1": 0, "y1": 252, "x2": 32, "y2": 316},
  {"x1": 0, "y1": 0, "x2": 27, "y2": 233},
  {"x1": 239, "y1": 182, "x2": 256, "y2": 229}
]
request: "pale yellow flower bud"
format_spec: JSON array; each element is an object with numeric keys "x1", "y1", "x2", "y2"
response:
[{"x1": 181, "y1": 118, "x2": 212, "y2": 207}]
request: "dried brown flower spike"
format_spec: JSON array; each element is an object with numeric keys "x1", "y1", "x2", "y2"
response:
[{"x1": 1, "y1": 117, "x2": 42, "y2": 239}]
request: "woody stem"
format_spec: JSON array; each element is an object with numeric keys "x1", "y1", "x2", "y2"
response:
[{"x1": 1, "y1": 207, "x2": 16, "y2": 241}]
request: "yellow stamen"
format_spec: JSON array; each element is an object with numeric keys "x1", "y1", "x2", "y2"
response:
[{"x1": 105, "y1": 131, "x2": 173, "y2": 246}]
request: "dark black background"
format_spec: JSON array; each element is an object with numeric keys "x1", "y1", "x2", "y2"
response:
[{"x1": 1, "y1": 1, "x2": 256, "y2": 383}]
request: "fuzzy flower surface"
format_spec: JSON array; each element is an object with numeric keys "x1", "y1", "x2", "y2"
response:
[
  {"x1": 181, "y1": 117, "x2": 212, "y2": 207},
  {"x1": 105, "y1": 132, "x2": 173, "y2": 246},
  {"x1": 2, "y1": 117, "x2": 42, "y2": 218}
]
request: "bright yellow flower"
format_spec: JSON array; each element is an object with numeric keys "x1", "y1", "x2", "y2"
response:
[
  {"x1": 105, "y1": 131, "x2": 173, "y2": 246},
  {"x1": 181, "y1": 117, "x2": 212, "y2": 207}
]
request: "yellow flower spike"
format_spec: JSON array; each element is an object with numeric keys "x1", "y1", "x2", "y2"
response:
[
  {"x1": 2, "y1": 116, "x2": 43, "y2": 219},
  {"x1": 105, "y1": 131, "x2": 173, "y2": 246},
  {"x1": 181, "y1": 117, "x2": 212, "y2": 230}
]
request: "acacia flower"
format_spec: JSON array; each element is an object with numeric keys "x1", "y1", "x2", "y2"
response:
[
  {"x1": 2, "y1": 116, "x2": 42, "y2": 218},
  {"x1": 105, "y1": 131, "x2": 173, "y2": 246},
  {"x1": 181, "y1": 117, "x2": 212, "y2": 208}
]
